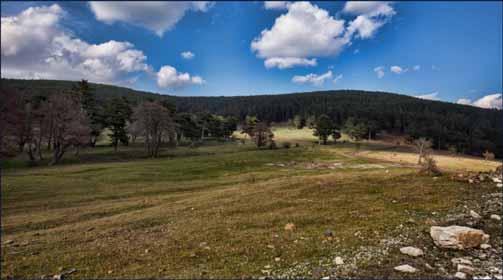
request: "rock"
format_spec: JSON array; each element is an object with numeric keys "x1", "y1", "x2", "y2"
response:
[
  {"x1": 53, "y1": 275, "x2": 63, "y2": 280},
  {"x1": 3, "y1": 240, "x2": 14, "y2": 245},
  {"x1": 492, "y1": 177, "x2": 502, "y2": 183},
  {"x1": 480, "y1": 243, "x2": 491, "y2": 249},
  {"x1": 455, "y1": 272, "x2": 467, "y2": 279},
  {"x1": 425, "y1": 263, "x2": 434, "y2": 270},
  {"x1": 490, "y1": 214, "x2": 501, "y2": 221},
  {"x1": 334, "y1": 257, "x2": 344, "y2": 265},
  {"x1": 264, "y1": 265, "x2": 271, "y2": 269},
  {"x1": 284, "y1": 223, "x2": 295, "y2": 231},
  {"x1": 470, "y1": 210, "x2": 482, "y2": 219},
  {"x1": 267, "y1": 244, "x2": 275, "y2": 249},
  {"x1": 324, "y1": 229, "x2": 334, "y2": 237},
  {"x1": 458, "y1": 264, "x2": 475, "y2": 275},
  {"x1": 144, "y1": 249, "x2": 150, "y2": 253},
  {"x1": 430, "y1": 226, "x2": 490, "y2": 249},
  {"x1": 62, "y1": 268, "x2": 76, "y2": 275},
  {"x1": 274, "y1": 257, "x2": 281, "y2": 262},
  {"x1": 400, "y1": 246, "x2": 424, "y2": 257},
  {"x1": 321, "y1": 277, "x2": 330, "y2": 280},
  {"x1": 394, "y1": 264, "x2": 417, "y2": 273},
  {"x1": 451, "y1": 258, "x2": 473, "y2": 266},
  {"x1": 497, "y1": 183, "x2": 503, "y2": 188}
]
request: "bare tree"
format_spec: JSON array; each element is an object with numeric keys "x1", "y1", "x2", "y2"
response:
[
  {"x1": 413, "y1": 137, "x2": 432, "y2": 164},
  {"x1": 46, "y1": 94, "x2": 91, "y2": 165},
  {"x1": 126, "y1": 121, "x2": 143, "y2": 144},
  {"x1": 0, "y1": 87, "x2": 25, "y2": 158},
  {"x1": 132, "y1": 101, "x2": 175, "y2": 157}
]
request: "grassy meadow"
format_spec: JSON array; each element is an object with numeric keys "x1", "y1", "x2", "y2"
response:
[{"x1": 1, "y1": 127, "x2": 501, "y2": 278}]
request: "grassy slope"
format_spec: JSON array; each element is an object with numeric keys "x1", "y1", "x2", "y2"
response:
[{"x1": 1, "y1": 128, "x2": 500, "y2": 278}]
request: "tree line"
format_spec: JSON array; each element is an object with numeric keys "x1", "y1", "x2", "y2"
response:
[
  {"x1": 2, "y1": 78, "x2": 502, "y2": 158},
  {"x1": 0, "y1": 80, "x2": 240, "y2": 164}
]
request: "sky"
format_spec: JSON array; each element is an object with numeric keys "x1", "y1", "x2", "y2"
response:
[{"x1": 1, "y1": 1, "x2": 502, "y2": 109}]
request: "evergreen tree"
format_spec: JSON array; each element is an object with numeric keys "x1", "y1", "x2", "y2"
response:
[
  {"x1": 313, "y1": 114, "x2": 333, "y2": 145},
  {"x1": 74, "y1": 80, "x2": 104, "y2": 146},
  {"x1": 105, "y1": 97, "x2": 131, "y2": 152}
]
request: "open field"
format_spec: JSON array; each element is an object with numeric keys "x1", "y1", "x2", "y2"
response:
[{"x1": 2, "y1": 128, "x2": 502, "y2": 278}]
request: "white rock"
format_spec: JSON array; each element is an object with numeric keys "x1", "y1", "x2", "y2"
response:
[
  {"x1": 430, "y1": 226, "x2": 490, "y2": 249},
  {"x1": 394, "y1": 264, "x2": 417, "y2": 273},
  {"x1": 492, "y1": 177, "x2": 502, "y2": 183},
  {"x1": 458, "y1": 264, "x2": 475, "y2": 275},
  {"x1": 334, "y1": 256, "x2": 344, "y2": 265},
  {"x1": 451, "y1": 258, "x2": 473, "y2": 266},
  {"x1": 470, "y1": 210, "x2": 482, "y2": 219},
  {"x1": 455, "y1": 272, "x2": 467, "y2": 279},
  {"x1": 480, "y1": 243, "x2": 492, "y2": 249},
  {"x1": 490, "y1": 214, "x2": 501, "y2": 221},
  {"x1": 400, "y1": 246, "x2": 424, "y2": 257},
  {"x1": 321, "y1": 277, "x2": 330, "y2": 280}
]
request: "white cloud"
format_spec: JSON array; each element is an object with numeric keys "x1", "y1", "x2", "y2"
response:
[
  {"x1": 264, "y1": 57, "x2": 317, "y2": 69},
  {"x1": 264, "y1": 1, "x2": 290, "y2": 10},
  {"x1": 472, "y1": 94, "x2": 502, "y2": 109},
  {"x1": 374, "y1": 66, "x2": 385, "y2": 78},
  {"x1": 252, "y1": 1, "x2": 395, "y2": 69},
  {"x1": 414, "y1": 92, "x2": 439, "y2": 101},
  {"x1": 292, "y1": 70, "x2": 333, "y2": 86},
  {"x1": 333, "y1": 73, "x2": 343, "y2": 85},
  {"x1": 251, "y1": 2, "x2": 349, "y2": 69},
  {"x1": 390, "y1": 65, "x2": 407, "y2": 74},
  {"x1": 1, "y1": 4, "x2": 150, "y2": 84},
  {"x1": 456, "y1": 94, "x2": 502, "y2": 109},
  {"x1": 157, "y1": 65, "x2": 204, "y2": 89},
  {"x1": 413, "y1": 65, "x2": 421, "y2": 71},
  {"x1": 89, "y1": 2, "x2": 213, "y2": 36},
  {"x1": 456, "y1": 98, "x2": 472, "y2": 105},
  {"x1": 344, "y1": 1, "x2": 395, "y2": 39},
  {"x1": 181, "y1": 51, "x2": 195, "y2": 60}
]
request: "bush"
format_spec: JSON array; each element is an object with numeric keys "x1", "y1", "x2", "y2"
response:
[
  {"x1": 419, "y1": 154, "x2": 441, "y2": 176},
  {"x1": 295, "y1": 143, "x2": 300, "y2": 148},
  {"x1": 483, "y1": 150, "x2": 495, "y2": 161},
  {"x1": 282, "y1": 142, "x2": 291, "y2": 149}
]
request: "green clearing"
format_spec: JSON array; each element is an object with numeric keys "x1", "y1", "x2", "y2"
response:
[{"x1": 1, "y1": 127, "x2": 500, "y2": 278}]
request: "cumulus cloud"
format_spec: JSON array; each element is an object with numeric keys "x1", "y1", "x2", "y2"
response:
[
  {"x1": 264, "y1": 1, "x2": 290, "y2": 10},
  {"x1": 264, "y1": 57, "x2": 317, "y2": 69},
  {"x1": 456, "y1": 94, "x2": 502, "y2": 109},
  {"x1": 374, "y1": 66, "x2": 385, "y2": 78},
  {"x1": 472, "y1": 94, "x2": 502, "y2": 109},
  {"x1": 181, "y1": 51, "x2": 195, "y2": 60},
  {"x1": 89, "y1": 2, "x2": 213, "y2": 36},
  {"x1": 414, "y1": 92, "x2": 439, "y2": 101},
  {"x1": 390, "y1": 65, "x2": 407, "y2": 74},
  {"x1": 252, "y1": 1, "x2": 395, "y2": 69},
  {"x1": 251, "y1": 2, "x2": 349, "y2": 69},
  {"x1": 1, "y1": 4, "x2": 151, "y2": 84},
  {"x1": 292, "y1": 70, "x2": 333, "y2": 86},
  {"x1": 157, "y1": 65, "x2": 204, "y2": 89},
  {"x1": 333, "y1": 73, "x2": 343, "y2": 85}
]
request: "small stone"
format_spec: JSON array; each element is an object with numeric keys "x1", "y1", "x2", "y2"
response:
[
  {"x1": 480, "y1": 243, "x2": 492, "y2": 249},
  {"x1": 3, "y1": 240, "x2": 14, "y2": 245},
  {"x1": 490, "y1": 214, "x2": 501, "y2": 221},
  {"x1": 107, "y1": 270, "x2": 113, "y2": 274},
  {"x1": 497, "y1": 183, "x2": 502, "y2": 188},
  {"x1": 492, "y1": 177, "x2": 502, "y2": 183},
  {"x1": 321, "y1": 277, "x2": 330, "y2": 280},
  {"x1": 145, "y1": 249, "x2": 150, "y2": 253},
  {"x1": 284, "y1": 223, "x2": 295, "y2": 231},
  {"x1": 425, "y1": 263, "x2": 434, "y2": 270},
  {"x1": 264, "y1": 265, "x2": 271, "y2": 269},
  {"x1": 275, "y1": 257, "x2": 281, "y2": 262},
  {"x1": 454, "y1": 272, "x2": 467, "y2": 279},
  {"x1": 394, "y1": 264, "x2": 417, "y2": 273},
  {"x1": 267, "y1": 245, "x2": 275, "y2": 249},
  {"x1": 324, "y1": 229, "x2": 334, "y2": 237},
  {"x1": 451, "y1": 258, "x2": 473, "y2": 266},
  {"x1": 62, "y1": 268, "x2": 76, "y2": 275},
  {"x1": 470, "y1": 210, "x2": 482, "y2": 219},
  {"x1": 400, "y1": 246, "x2": 424, "y2": 257},
  {"x1": 53, "y1": 275, "x2": 63, "y2": 280},
  {"x1": 334, "y1": 257, "x2": 344, "y2": 265},
  {"x1": 457, "y1": 264, "x2": 475, "y2": 275}
]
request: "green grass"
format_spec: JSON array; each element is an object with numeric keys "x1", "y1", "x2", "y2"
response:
[{"x1": 1, "y1": 127, "x2": 499, "y2": 278}]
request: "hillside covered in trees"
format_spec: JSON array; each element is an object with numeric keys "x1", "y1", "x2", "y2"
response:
[{"x1": 2, "y1": 78, "x2": 502, "y2": 157}]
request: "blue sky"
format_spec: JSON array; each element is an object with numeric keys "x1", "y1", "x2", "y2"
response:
[{"x1": 1, "y1": 1, "x2": 502, "y2": 108}]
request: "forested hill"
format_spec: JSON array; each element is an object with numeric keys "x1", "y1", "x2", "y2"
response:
[{"x1": 2, "y1": 78, "x2": 502, "y2": 156}]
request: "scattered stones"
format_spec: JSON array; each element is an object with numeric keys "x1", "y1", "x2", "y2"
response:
[
  {"x1": 458, "y1": 264, "x2": 475, "y2": 275},
  {"x1": 334, "y1": 257, "x2": 344, "y2": 265},
  {"x1": 455, "y1": 271, "x2": 467, "y2": 279},
  {"x1": 470, "y1": 210, "x2": 482, "y2": 219},
  {"x1": 490, "y1": 214, "x2": 501, "y2": 221},
  {"x1": 394, "y1": 264, "x2": 417, "y2": 273},
  {"x1": 399, "y1": 246, "x2": 424, "y2": 257},
  {"x1": 284, "y1": 223, "x2": 295, "y2": 231},
  {"x1": 430, "y1": 226, "x2": 490, "y2": 249},
  {"x1": 480, "y1": 244, "x2": 492, "y2": 250}
]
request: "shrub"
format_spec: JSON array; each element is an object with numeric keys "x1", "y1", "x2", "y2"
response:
[
  {"x1": 282, "y1": 142, "x2": 291, "y2": 149},
  {"x1": 483, "y1": 150, "x2": 495, "y2": 161},
  {"x1": 419, "y1": 154, "x2": 441, "y2": 176},
  {"x1": 295, "y1": 143, "x2": 300, "y2": 148}
]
